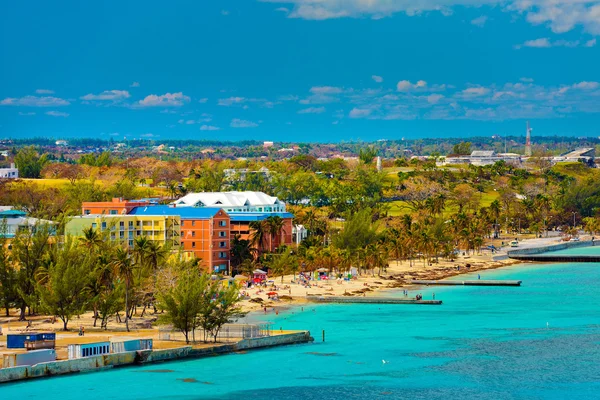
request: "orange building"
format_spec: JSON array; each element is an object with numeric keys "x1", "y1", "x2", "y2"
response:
[
  {"x1": 82, "y1": 198, "x2": 157, "y2": 216},
  {"x1": 229, "y1": 213, "x2": 294, "y2": 252},
  {"x1": 129, "y1": 206, "x2": 230, "y2": 273}
]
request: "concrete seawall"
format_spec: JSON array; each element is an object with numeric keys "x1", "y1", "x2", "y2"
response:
[
  {"x1": 0, "y1": 331, "x2": 312, "y2": 384},
  {"x1": 307, "y1": 296, "x2": 442, "y2": 305},
  {"x1": 507, "y1": 240, "x2": 595, "y2": 257}
]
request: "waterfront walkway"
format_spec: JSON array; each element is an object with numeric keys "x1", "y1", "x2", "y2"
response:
[{"x1": 307, "y1": 296, "x2": 442, "y2": 305}]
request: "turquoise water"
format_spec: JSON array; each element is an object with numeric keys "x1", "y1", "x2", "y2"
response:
[
  {"x1": 544, "y1": 244, "x2": 600, "y2": 256},
  {"x1": 3, "y1": 263, "x2": 600, "y2": 399}
]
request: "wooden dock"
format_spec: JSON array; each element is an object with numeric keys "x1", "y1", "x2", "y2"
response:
[
  {"x1": 306, "y1": 296, "x2": 442, "y2": 305},
  {"x1": 411, "y1": 279, "x2": 521, "y2": 287}
]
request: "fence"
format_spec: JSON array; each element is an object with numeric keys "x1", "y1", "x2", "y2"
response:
[{"x1": 158, "y1": 323, "x2": 272, "y2": 343}]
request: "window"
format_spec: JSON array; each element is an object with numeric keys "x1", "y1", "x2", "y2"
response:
[
  {"x1": 219, "y1": 221, "x2": 227, "y2": 227},
  {"x1": 219, "y1": 241, "x2": 227, "y2": 248},
  {"x1": 119, "y1": 221, "x2": 124, "y2": 230},
  {"x1": 219, "y1": 231, "x2": 226, "y2": 238},
  {"x1": 128, "y1": 221, "x2": 134, "y2": 228},
  {"x1": 192, "y1": 242, "x2": 196, "y2": 248},
  {"x1": 191, "y1": 220, "x2": 196, "y2": 227},
  {"x1": 129, "y1": 240, "x2": 134, "y2": 247},
  {"x1": 84, "y1": 209, "x2": 91, "y2": 215},
  {"x1": 119, "y1": 231, "x2": 124, "y2": 238},
  {"x1": 191, "y1": 231, "x2": 196, "y2": 237},
  {"x1": 181, "y1": 221, "x2": 185, "y2": 227},
  {"x1": 219, "y1": 252, "x2": 227, "y2": 258},
  {"x1": 101, "y1": 222, "x2": 107, "y2": 230},
  {"x1": 110, "y1": 210, "x2": 117, "y2": 215},
  {"x1": 92, "y1": 223, "x2": 97, "y2": 229}
]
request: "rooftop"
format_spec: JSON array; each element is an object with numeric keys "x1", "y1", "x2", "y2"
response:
[
  {"x1": 129, "y1": 206, "x2": 224, "y2": 219},
  {"x1": 173, "y1": 191, "x2": 283, "y2": 208},
  {"x1": 229, "y1": 212, "x2": 293, "y2": 222}
]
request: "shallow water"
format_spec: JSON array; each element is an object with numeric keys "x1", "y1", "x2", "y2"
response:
[{"x1": 3, "y1": 263, "x2": 600, "y2": 400}]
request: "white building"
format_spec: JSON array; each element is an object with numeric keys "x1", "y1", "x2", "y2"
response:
[
  {"x1": 442, "y1": 151, "x2": 521, "y2": 167},
  {"x1": 172, "y1": 191, "x2": 286, "y2": 213},
  {"x1": 292, "y1": 225, "x2": 308, "y2": 245},
  {"x1": 0, "y1": 207, "x2": 55, "y2": 238},
  {"x1": 0, "y1": 163, "x2": 18, "y2": 179}
]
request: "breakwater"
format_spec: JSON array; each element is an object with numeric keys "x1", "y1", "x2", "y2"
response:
[
  {"x1": 411, "y1": 280, "x2": 522, "y2": 286},
  {"x1": 307, "y1": 296, "x2": 442, "y2": 305},
  {"x1": 0, "y1": 331, "x2": 312, "y2": 384}
]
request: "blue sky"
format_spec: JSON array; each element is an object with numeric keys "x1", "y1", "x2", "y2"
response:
[{"x1": 1, "y1": 0, "x2": 600, "y2": 142}]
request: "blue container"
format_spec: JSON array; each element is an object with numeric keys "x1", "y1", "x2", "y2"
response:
[{"x1": 6, "y1": 332, "x2": 56, "y2": 349}]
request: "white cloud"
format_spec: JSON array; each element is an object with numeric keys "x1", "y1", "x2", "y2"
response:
[
  {"x1": 275, "y1": 7, "x2": 290, "y2": 13},
  {"x1": 80, "y1": 90, "x2": 131, "y2": 101},
  {"x1": 397, "y1": 80, "x2": 427, "y2": 92},
  {"x1": 137, "y1": 92, "x2": 190, "y2": 107},
  {"x1": 471, "y1": 15, "x2": 488, "y2": 27},
  {"x1": 18, "y1": 112, "x2": 36, "y2": 116},
  {"x1": 349, "y1": 108, "x2": 372, "y2": 118},
  {"x1": 372, "y1": 75, "x2": 384, "y2": 83},
  {"x1": 198, "y1": 98, "x2": 208, "y2": 103},
  {"x1": 269, "y1": 1, "x2": 600, "y2": 35},
  {"x1": 0, "y1": 95, "x2": 70, "y2": 107},
  {"x1": 45, "y1": 111, "x2": 69, "y2": 117},
  {"x1": 200, "y1": 125, "x2": 221, "y2": 131},
  {"x1": 585, "y1": 38, "x2": 597, "y2": 47},
  {"x1": 279, "y1": 94, "x2": 299, "y2": 101},
  {"x1": 519, "y1": 38, "x2": 552, "y2": 48},
  {"x1": 230, "y1": 118, "x2": 259, "y2": 128},
  {"x1": 130, "y1": 82, "x2": 140, "y2": 88},
  {"x1": 459, "y1": 87, "x2": 490, "y2": 97},
  {"x1": 298, "y1": 106, "x2": 326, "y2": 114},
  {"x1": 427, "y1": 94, "x2": 444, "y2": 104},
  {"x1": 35, "y1": 89, "x2": 54, "y2": 94},
  {"x1": 310, "y1": 86, "x2": 344, "y2": 94}
]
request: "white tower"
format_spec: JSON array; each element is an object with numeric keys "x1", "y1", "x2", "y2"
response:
[
  {"x1": 376, "y1": 156, "x2": 382, "y2": 172},
  {"x1": 525, "y1": 121, "x2": 532, "y2": 157}
]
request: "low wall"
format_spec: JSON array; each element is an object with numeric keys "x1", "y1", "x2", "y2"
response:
[
  {"x1": 507, "y1": 240, "x2": 595, "y2": 257},
  {"x1": 0, "y1": 331, "x2": 312, "y2": 384},
  {"x1": 236, "y1": 331, "x2": 312, "y2": 350}
]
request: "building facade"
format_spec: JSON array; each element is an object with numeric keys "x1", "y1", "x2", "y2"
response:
[
  {"x1": 81, "y1": 198, "x2": 157, "y2": 215},
  {"x1": 0, "y1": 208, "x2": 55, "y2": 238},
  {"x1": 172, "y1": 191, "x2": 286, "y2": 213},
  {"x1": 65, "y1": 214, "x2": 181, "y2": 250}
]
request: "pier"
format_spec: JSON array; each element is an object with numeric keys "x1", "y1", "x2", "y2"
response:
[
  {"x1": 306, "y1": 296, "x2": 442, "y2": 305},
  {"x1": 411, "y1": 279, "x2": 522, "y2": 286}
]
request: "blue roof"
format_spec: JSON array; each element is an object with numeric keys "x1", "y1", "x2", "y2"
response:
[
  {"x1": 228, "y1": 212, "x2": 293, "y2": 222},
  {"x1": 129, "y1": 206, "x2": 223, "y2": 219},
  {"x1": 0, "y1": 210, "x2": 27, "y2": 217}
]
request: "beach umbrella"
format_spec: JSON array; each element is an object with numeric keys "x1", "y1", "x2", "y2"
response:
[{"x1": 267, "y1": 291, "x2": 278, "y2": 296}]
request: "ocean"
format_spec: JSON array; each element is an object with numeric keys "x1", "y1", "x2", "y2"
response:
[{"x1": 2, "y1": 261, "x2": 600, "y2": 400}]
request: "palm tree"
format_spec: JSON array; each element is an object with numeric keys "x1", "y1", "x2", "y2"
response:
[
  {"x1": 249, "y1": 220, "x2": 268, "y2": 254},
  {"x1": 230, "y1": 234, "x2": 256, "y2": 272},
  {"x1": 112, "y1": 247, "x2": 134, "y2": 332},
  {"x1": 265, "y1": 216, "x2": 285, "y2": 252},
  {"x1": 79, "y1": 226, "x2": 103, "y2": 249},
  {"x1": 133, "y1": 236, "x2": 151, "y2": 269}
]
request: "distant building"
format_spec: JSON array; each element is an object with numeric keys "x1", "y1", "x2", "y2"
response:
[
  {"x1": 552, "y1": 148, "x2": 595, "y2": 164},
  {"x1": 443, "y1": 151, "x2": 521, "y2": 167},
  {"x1": 55, "y1": 140, "x2": 68, "y2": 146},
  {"x1": 0, "y1": 163, "x2": 18, "y2": 179},
  {"x1": 223, "y1": 167, "x2": 270, "y2": 182},
  {"x1": 263, "y1": 141, "x2": 274, "y2": 149}
]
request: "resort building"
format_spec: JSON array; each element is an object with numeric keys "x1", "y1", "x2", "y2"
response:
[
  {"x1": 0, "y1": 163, "x2": 18, "y2": 179},
  {"x1": 172, "y1": 191, "x2": 286, "y2": 213},
  {"x1": 0, "y1": 207, "x2": 55, "y2": 238},
  {"x1": 129, "y1": 206, "x2": 231, "y2": 273},
  {"x1": 442, "y1": 151, "x2": 522, "y2": 167},
  {"x1": 81, "y1": 197, "x2": 158, "y2": 215}
]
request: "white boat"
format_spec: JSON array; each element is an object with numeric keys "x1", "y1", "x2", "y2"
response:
[{"x1": 510, "y1": 240, "x2": 519, "y2": 248}]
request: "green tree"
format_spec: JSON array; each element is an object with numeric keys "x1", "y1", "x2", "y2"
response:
[
  {"x1": 452, "y1": 142, "x2": 472, "y2": 155},
  {"x1": 157, "y1": 263, "x2": 208, "y2": 344},
  {"x1": 36, "y1": 238, "x2": 92, "y2": 330},
  {"x1": 14, "y1": 146, "x2": 49, "y2": 178},
  {"x1": 112, "y1": 247, "x2": 134, "y2": 332}
]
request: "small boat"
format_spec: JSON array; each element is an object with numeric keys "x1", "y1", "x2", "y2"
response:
[{"x1": 510, "y1": 240, "x2": 519, "y2": 248}]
